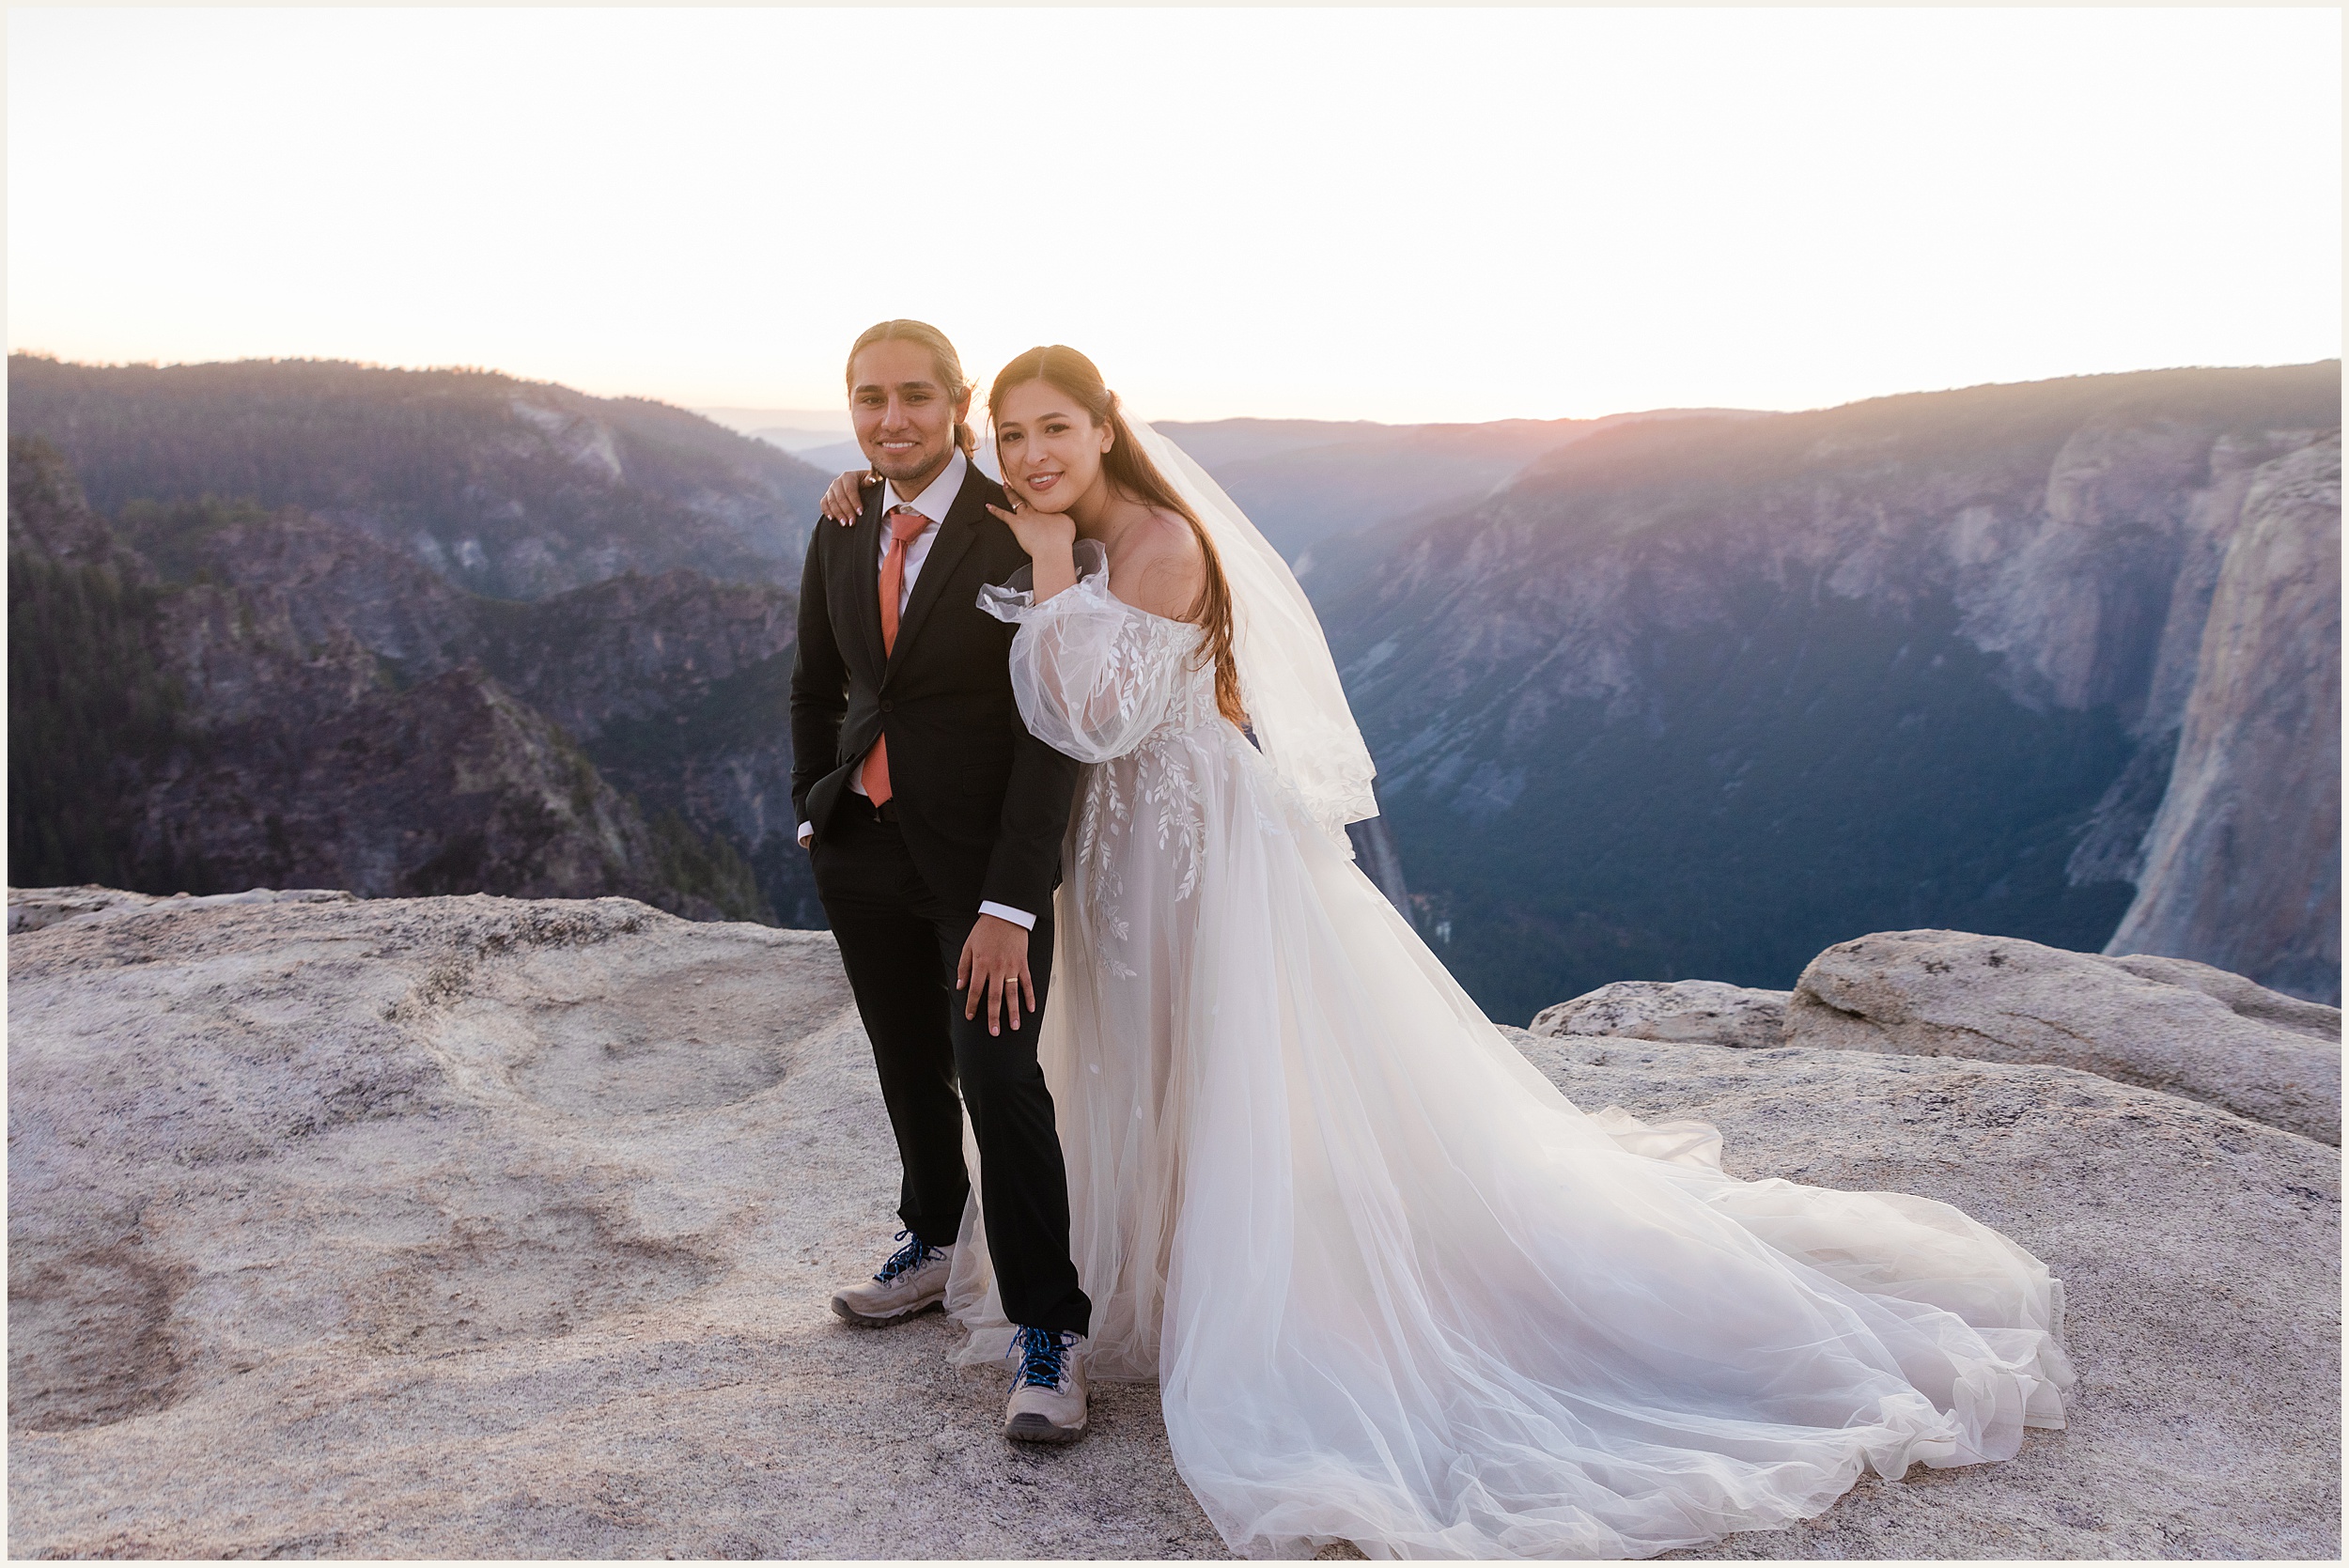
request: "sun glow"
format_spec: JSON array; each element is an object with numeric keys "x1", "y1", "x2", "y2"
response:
[{"x1": 7, "y1": 7, "x2": 2339, "y2": 423}]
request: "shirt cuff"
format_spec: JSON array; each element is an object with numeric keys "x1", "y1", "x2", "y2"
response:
[
  {"x1": 797, "y1": 820, "x2": 814, "y2": 846},
  {"x1": 977, "y1": 900, "x2": 1035, "y2": 931}
]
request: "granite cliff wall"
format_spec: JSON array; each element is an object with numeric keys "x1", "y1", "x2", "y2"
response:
[
  {"x1": 2107, "y1": 433, "x2": 2341, "y2": 997},
  {"x1": 1310, "y1": 365, "x2": 2341, "y2": 1015}
]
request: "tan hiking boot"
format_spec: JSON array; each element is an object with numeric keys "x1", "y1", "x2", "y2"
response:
[
  {"x1": 1003, "y1": 1327, "x2": 1088, "y2": 1444},
  {"x1": 831, "y1": 1231, "x2": 953, "y2": 1326}
]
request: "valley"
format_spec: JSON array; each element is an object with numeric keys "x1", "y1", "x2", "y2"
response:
[{"x1": 10, "y1": 354, "x2": 2338, "y2": 1019}]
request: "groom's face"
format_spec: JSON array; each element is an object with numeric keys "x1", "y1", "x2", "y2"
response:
[{"x1": 849, "y1": 339, "x2": 970, "y2": 492}]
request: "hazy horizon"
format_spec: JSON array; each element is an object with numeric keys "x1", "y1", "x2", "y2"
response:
[
  {"x1": 8, "y1": 8, "x2": 2337, "y2": 425},
  {"x1": 11, "y1": 348, "x2": 2339, "y2": 443}
]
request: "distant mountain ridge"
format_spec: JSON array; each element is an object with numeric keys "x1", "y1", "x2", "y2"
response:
[
  {"x1": 1158, "y1": 411, "x2": 1752, "y2": 567},
  {"x1": 1315, "y1": 363, "x2": 2341, "y2": 1017},
  {"x1": 9, "y1": 355, "x2": 832, "y2": 600}
]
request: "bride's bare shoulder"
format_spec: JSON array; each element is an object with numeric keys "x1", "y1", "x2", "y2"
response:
[
  {"x1": 1112, "y1": 507, "x2": 1207, "y2": 622},
  {"x1": 1131, "y1": 506, "x2": 1202, "y2": 562}
]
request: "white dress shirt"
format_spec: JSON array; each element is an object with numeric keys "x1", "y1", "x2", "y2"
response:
[
  {"x1": 797, "y1": 449, "x2": 1034, "y2": 931},
  {"x1": 865, "y1": 444, "x2": 963, "y2": 624}
]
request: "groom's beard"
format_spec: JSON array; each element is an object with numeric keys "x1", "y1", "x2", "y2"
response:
[{"x1": 864, "y1": 437, "x2": 954, "y2": 491}]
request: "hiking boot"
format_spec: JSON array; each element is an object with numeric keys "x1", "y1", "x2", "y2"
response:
[
  {"x1": 831, "y1": 1230, "x2": 953, "y2": 1326},
  {"x1": 1003, "y1": 1325, "x2": 1088, "y2": 1444}
]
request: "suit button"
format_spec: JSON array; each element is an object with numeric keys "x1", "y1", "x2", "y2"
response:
[{"x1": 880, "y1": 700, "x2": 894, "y2": 712}]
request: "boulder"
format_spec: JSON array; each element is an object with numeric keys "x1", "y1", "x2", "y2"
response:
[
  {"x1": 2097, "y1": 950, "x2": 2344, "y2": 1037},
  {"x1": 1529, "y1": 978, "x2": 1790, "y2": 1049},
  {"x1": 1787, "y1": 930, "x2": 2341, "y2": 1144},
  {"x1": 8, "y1": 894, "x2": 2338, "y2": 1559}
]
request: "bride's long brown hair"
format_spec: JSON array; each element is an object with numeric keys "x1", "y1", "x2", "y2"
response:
[{"x1": 988, "y1": 346, "x2": 1245, "y2": 727}]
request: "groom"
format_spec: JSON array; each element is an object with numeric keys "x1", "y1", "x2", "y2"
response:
[{"x1": 789, "y1": 319, "x2": 1093, "y2": 1443}]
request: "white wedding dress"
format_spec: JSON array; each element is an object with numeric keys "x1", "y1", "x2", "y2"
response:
[{"x1": 944, "y1": 489, "x2": 2071, "y2": 1559}]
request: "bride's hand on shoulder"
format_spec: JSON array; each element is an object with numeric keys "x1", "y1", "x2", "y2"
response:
[{"x1": 819, "y1": 470, "x2": 879, "y2": 525}]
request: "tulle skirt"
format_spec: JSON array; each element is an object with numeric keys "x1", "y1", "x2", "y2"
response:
[{"x1": 944, "y1": 719, "x2": 2071, "y2": 1559}]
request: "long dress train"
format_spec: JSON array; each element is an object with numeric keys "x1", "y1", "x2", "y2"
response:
[{"x1": 946, "y1": 544, "x2": 2071, "y2": 1560}]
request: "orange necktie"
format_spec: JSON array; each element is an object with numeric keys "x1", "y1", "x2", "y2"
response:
[{"x1": 860, "y1": 505, "x2": 931, "y2": 806}]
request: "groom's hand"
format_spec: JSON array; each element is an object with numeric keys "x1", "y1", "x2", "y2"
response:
[{"x1": 957, "y1": 914, "x2": 1035, "y2": 1036}]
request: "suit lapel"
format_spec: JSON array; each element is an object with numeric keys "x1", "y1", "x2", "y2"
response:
[
  {"x1": 849, "y1": 482, "x2": 888, "y2": 672},
  {"x1": 884, "y1": 465, "x2": 988, "y2": 683}
]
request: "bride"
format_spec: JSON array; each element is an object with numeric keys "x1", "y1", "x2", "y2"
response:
[{"x1": 817, "y1": 346, "x2": 2072, "y2": 1560}]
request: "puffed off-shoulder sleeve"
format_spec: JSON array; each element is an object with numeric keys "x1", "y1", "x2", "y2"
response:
[{"x1": 977, "y1": 539, "x2": 1199, "y2": 764}]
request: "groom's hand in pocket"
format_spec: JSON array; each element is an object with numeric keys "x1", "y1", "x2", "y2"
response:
[{"x1": 957, "y1": 914, "x2": 1035, "y2": 1036}]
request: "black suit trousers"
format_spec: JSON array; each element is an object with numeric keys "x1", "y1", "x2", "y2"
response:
[{"x1": 812, "y1": 798, "x2": 1092, "y2": 1337}]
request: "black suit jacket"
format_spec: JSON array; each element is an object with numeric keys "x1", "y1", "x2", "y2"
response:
[{"x1": 788, "y1": 461, "x2": 1081, "y2": 920}]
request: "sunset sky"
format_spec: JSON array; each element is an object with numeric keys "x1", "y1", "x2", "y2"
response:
[{"x1": 8, "y1": 6, "x2": 2340, "y2": 424}]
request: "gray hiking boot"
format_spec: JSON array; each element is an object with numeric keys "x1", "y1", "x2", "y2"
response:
[
  {"x1": 1003, "y1": 1326, "x2": 1088, "y2": 1444},
  {"x1": 831, "y1": 1231, "x2": 953, "y2": 1326}
]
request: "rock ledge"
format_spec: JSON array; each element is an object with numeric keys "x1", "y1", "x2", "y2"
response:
[{"x1": 8, "y1": 896, "x2": 2339, "y2": 1559}]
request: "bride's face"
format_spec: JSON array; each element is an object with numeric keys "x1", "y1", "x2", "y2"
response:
[{"x1": 993, "y1": 379, "x2": 1112, "y2": 515}]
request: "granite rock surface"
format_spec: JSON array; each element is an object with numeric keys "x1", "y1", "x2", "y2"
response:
[
  {"x1": 1530, "y1": 978, "x2": 1792, "y2": 1049},
  {"x1": 2107, "y1": 432, "x2": 2341, "y2": 1002},
  {"x1": 8, "y1": 894, "x2": 2338, "y2": 1559},
  {"x1": 1512, "y1": 1028, "x2": 2340, "y2": 1561},
  {"x1": 1787, "y1": 928, "x2": 2341, "y2": 1144}
]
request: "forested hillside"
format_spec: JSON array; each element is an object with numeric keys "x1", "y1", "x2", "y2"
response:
[{"x1": 8, "y1": 437, "x2": 807, "y2": 924}]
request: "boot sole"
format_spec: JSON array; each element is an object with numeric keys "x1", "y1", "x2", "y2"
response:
[
  {"x1": 829, "y1": 1293, "x2": 945, "y2": 1327},
  {"x1": 1003, "y1": 1411, "x2": 1087, "y2": 1445}
]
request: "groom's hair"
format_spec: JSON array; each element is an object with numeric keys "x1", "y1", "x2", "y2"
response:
[
  {"x1": 988, "y1": 345, "x2": 1246, "y2": 729},
  {"x1": 845, "y1": 319, "x2": 979, "y2": 458}
]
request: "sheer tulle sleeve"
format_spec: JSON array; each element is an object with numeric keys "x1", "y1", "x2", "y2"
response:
[{"x1": 977, "y1": 539, "x2": 1197, "y2": 764}]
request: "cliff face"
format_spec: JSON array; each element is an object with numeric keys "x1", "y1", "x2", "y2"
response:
[
  {"x1": 8, "y1": 356, "x2": 830, "y2": 923},
  {"x1": 8, "y1": 440, "x2": 777, "y2": 923},
  {"x1": 2107, "y1": 434, "x2": 2341, "y2": 998},
  {"x1": 8, "y1": 445, "x2": 178, "y2": 891},
  {"x1": 4, "y1": 439, "x2": 128, "y2": 568},
  {"x1": 133, "y1": 640, "x2": 667, "y2": 908},
  {"x1": 7, "y1": 354, "x2": 831, "y2": 599},
  {"x1": 1310, "y1": 365, "x2": 2341, "y2": 1019},
  {"x1": 473, "y1": 570, "x2": 814, "y2": 924}
]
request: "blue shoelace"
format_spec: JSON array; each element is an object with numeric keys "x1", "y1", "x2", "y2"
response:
[
  {"x1": 1012, "y1": 1324, "x2": 1070, "y2": 1390},
  {"x1": 873, "y1": 1230, "x2": 941, "y2": 1284}
]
